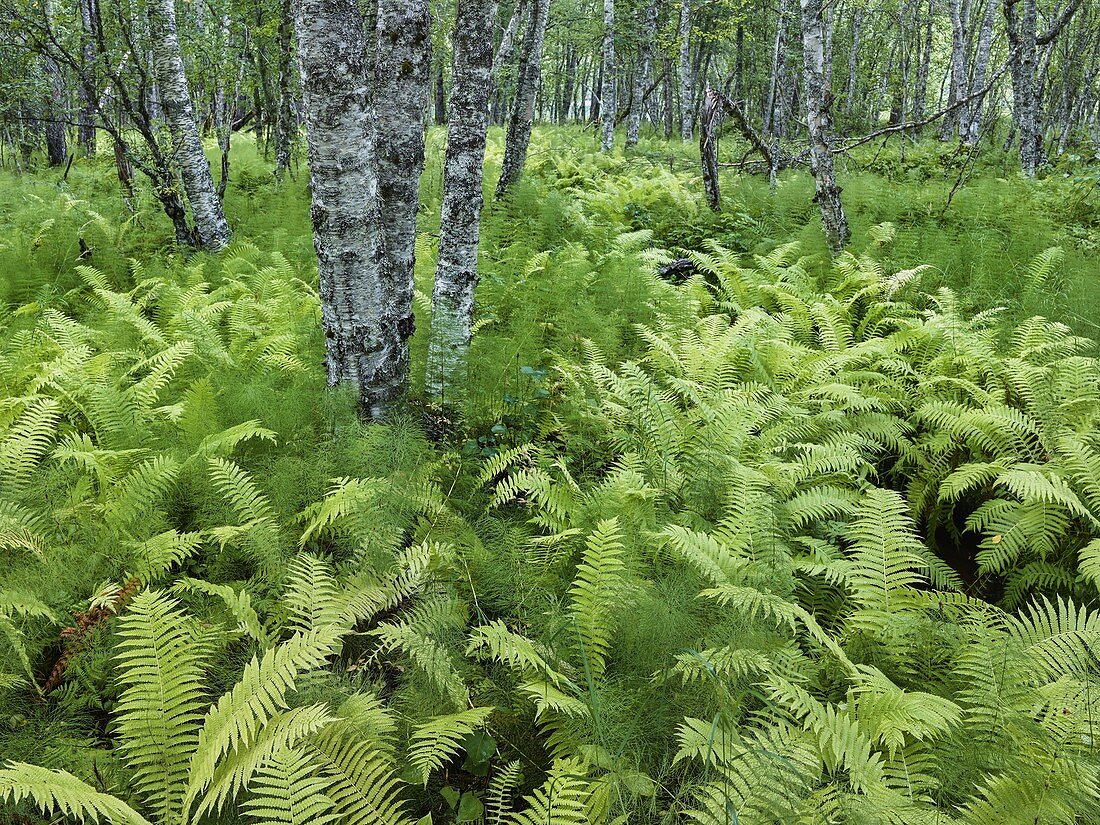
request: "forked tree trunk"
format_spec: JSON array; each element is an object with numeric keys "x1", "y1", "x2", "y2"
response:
[
  {"x1": 625, "y1": 0, "x2": 658, "y2": 147},
  {"x1": 942, "y1": 0, "x2": 969, "y2": 139},
  {"x1": 599, "y1": 0, "x2": 615, "y2": 151},
  {"x1": 374, "y1": 0, "x2": 432, "y2": 405},
  {"x1": 677, "y1": 0, "x2": 692, "y2": 140},
  {"x1": 294, "y1": 0, "x2": 391, "y2": 416},
  {"x1": 496, "y1": 0, "x2": 551, "y2": 196},
  {"x1": 427, "y1": 0, "x2": 497, "y2": 402},
  {"x1": 147, "y1": 0, "x2": 231, "y2": 250},
  {"x1": 800, "y1": 0, "x2": 849, "y2": 253}
]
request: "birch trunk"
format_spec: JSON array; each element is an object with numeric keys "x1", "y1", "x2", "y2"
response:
[
  {"x1": 374, "y1": 0, "x2": 432, "y2": 408},
  {"x1": 943, "y1": 0, "x2": 969, "y2": 138},
  {"x1": 766, "y1": 0, "x2": 790, "y2": 134},
  {"x1": 844, "y1": 6, "x2": 860, "y2": 115},
  {"x1": 490, "y1": 0, "x2": 526, "y2": 124},
  {"x1": 496, "y1": 0, "x2": 551, "y2": 196},
  {"x1": 427, "y1": 0, "x2": 497, "y2": 402},
  {"x1": 146, "y1": 0, "x2": 231, "y2": 250},
  {"x1": 78, "y1": 0, "x2": 98, "y2": 156},
  {"x1": 294, "y1": 0, "x2": 391, "y2": 416},
  {"x1": 677, "y1": 0, "x2": 692, "y2": 140},
  {"x1": 42, "y1": 0, "x2": 67, "y2": 166},
  {"x1": 800, "y1": 0, "x2": 849, "y2": 253},
  {"x1": 273, "y1": 0, "x2": 296, "y2": 176},
  {"x1": 1005, "y1": 0, "x2": 1040, "y2": 174},
  {"x1": 599, "y1": 0, "x2": 615, "y2": 151},
  {"x1": 963, "y1": 0, "x2": 996, "y2": 143},
  {"x1": 625, "y1": 0, "x2": 658, "y2": 146}
]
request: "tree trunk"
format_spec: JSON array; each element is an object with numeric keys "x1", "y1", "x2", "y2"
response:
[
  {"x1": 677, "y1": 0, "x2": 692, "y2": 140},
  {"x1": 625, "y1": 0, "x2": 658, "y2": 147},
  {"x1": 294, "y1": 0, "x2": 391, "y2": 416},
  {"x1": 42, "y1": 0, "x2": 68, "y2": 166},
  {"x1": 599, "y1": 0, "x2": 615, "y2": 150},
  {"x1": 496, "y1": 0, "x2": 551, "y2": 196},
  {"x1": 374, "y1": 0, "x2": 432, "y2": 409},
  {"x1": 964, "y1": 0, "x2": 997, "y2": 143},
  {"x1": 427, "y1": 0, "x2": 497, "y2": 402},
  {"x1": 273, "y1": 0, "x2": 296, "y2": 176},
  {"x1": 943, "y1": 0, "x2": 969, "y2": 139},
  {"x1": 800, "y1": 0, "x2": 849, "y2": 253},
  {"x1": 78, "y1": 0, "x2": 98, "y2": 156},
  {"x1": 490, "y1": 0, "x2": 526, "y2": 125},
  {"x1": 146, "y1": 0, "x2": 231, "y2": 250},
  {"x1": 766, "y1": 0, "x2": 791, "y2": 135},
  {"x1": 844, "y1": 7, "x2": 860, "y2": 116}
]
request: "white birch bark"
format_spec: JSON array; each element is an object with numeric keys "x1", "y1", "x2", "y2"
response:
[
  {"x1": 374, "y1": 0, "x2": 432, "y2": 405},
  {"x1": 943, "y1": 0, "x2": 969, "y2": 138},
  {"x1": 496, "y1": 0, "x2": 551, "y2": 196},
  {"x1": 146, "y1": 0, "x2": 231, "y2": 250},
  {"x1": 427, "y1": 0, "x2": 497, "y2": 402},
  {"x1": 625, "y1": 0, "x2": 658, "y2": 147},
  {"x1": 294, "y1": 0, "x2": 392, "y2": 417},
  {"x1": 800, "y1": 0, "x2": 849, "y2": 253},
  {"x1": 599, "y1": 0, "x2": 615, "y2": 151},
  {"x1": 677, "y1": 0, "x2": 692, "y2": 140},
  {"x1": 963, "y1": 0, "x2": 997, "y2": 144}
]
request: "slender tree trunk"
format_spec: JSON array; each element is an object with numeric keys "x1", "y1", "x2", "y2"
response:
[
  {"x1": 599, "y1": 0, "x2": 615, "y2": 150},
  {"x1": 374, "y1": 0, "x2": 432, "y2": 408},
  {"x1": 844, "y1": 6, "x2": 860, "y2": 116},
  {"x1": 626, "y1": 0, "x2": 658, "y2": 147},
  {"x1": 427, "y1": 0, "x2": 497, "y2": 402},
  {"x1": 677, "y1": 0, "x2": 692, "y2": 139},
  {"x1": 496, "y1": 0, "x2": 551, "y2": 196},
  {"x1": 1005, "y1": 0, "x2": 1040, "y2": 174},
  {"x1": 662, "y1": 57, "x2": 674, "y2": 136},
  {"x1": 800, "y1": 0, "x2": 849, "y2": 253},
  {"x1": 294, "y1": 0, "x2": 391, "y2": 416},
  {"x1": 78, "y1": 0, "x2": 98, "y2": 156},
  {"x1": 146, "y1": 0, "x2": 231, "y2": 250},
  {"x1": 42, "y1": 0, "x2": 68, "y2": 166},
  {"x1": 490, "y1": 0, "x2": 525, "y2": 125},
  {"x1": 766, "y1": 0, "x2": 791, "y2": 134},
  {"x1": 913, "y1": 0, "x2": 933, "y2": 123},
  {"x1": 943, "y1": 0, "x2": 969, "y2": 138},
  {"x1": 273, "y1": 0, "x2": 296, "y2": 176}
]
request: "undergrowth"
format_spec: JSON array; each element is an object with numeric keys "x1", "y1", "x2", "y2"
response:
[{"x1": 2, "y1": 130, "x2": 1100, "y2": 824}]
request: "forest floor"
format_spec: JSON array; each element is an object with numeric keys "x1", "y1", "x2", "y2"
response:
[{"x1": 3, "y1": 127, "x2": 1100, "y2": 822}]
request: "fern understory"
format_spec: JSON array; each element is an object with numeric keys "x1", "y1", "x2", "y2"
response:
[{"x1": 2, "y1": 130, "x2": 1100, "y2": 824}]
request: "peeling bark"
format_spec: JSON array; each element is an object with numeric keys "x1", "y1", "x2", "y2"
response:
[{"x1": 427, "y1": 0, "x2": 497, "y2": 402}]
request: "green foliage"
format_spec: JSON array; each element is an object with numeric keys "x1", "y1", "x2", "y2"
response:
[{"x1": 3, "y1": 133, "x2": 1100, "y2": 824}]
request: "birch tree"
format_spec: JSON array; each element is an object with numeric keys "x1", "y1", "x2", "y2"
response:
[
  {"x1": 599, "y1": 0, "x2": 615, "y2": 151},
  {"x1": 294, "y1": 0, "x2": 390, "y2": 416},
  {"x1": 146, "y1": 0, "x2": 231, "y2": 250},
  {"x1": 496, "y1": 0, "x2": 551, "y2": 196},
  {"x1": 800, "y1": 0, "x2": 849, "y2": 252},
  {"x1": 374, "y1": 0, "x2": 432, "y2": 401},
  {"x1": 427, "y1": 0, "x2": 497, "y2": 402},
  {"x1": 625, "y1": 0, "x2": 659, "y2": 147},
  {"x1": 677, "y1": 0, "x2": 692, "y2": 140}
]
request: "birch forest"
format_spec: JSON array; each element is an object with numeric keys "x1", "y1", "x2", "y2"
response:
[{"x1": 3, "y1": 0, "x2": 1100, "y2": 821}]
